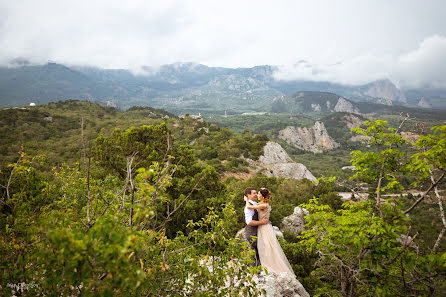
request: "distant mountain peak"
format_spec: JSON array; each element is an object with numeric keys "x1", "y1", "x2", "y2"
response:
[
  {"x1": 364, "y1": 79, "x2": 407, "y2": 103},
  {"x1": 417, "y1": 97, "x2": 432, "y2": 108}
]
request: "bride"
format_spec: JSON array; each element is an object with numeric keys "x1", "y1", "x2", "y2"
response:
[{"x1": 245, "y1": 188, "x2": 295, "y2": 276}]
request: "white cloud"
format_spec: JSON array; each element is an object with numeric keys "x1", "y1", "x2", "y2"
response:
[
  {"x1": 0, "y1": 0, "x2": 445, "y2": 88},
  {"x1": 274, "y1": 35, "x2": 446, "y2": 89},
  {"x1": 393, "y1": 35, "x2": 446, "y2": 89}
]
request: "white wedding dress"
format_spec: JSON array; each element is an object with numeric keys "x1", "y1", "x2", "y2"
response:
[{"x1": 257, "y1": 203, "x2": 295, "y2": 276}]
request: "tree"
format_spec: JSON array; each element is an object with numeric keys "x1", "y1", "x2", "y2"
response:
[
  {"x1": 1, "y1": 148, "x2": 262, "y2": 296},
  {"x1": 298, "y1": 119, "x2": 446, "y2": 296}
]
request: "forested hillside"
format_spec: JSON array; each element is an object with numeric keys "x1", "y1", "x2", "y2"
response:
[{"x1": 1, "y1": 100, "x2": 445, "y2": 296}]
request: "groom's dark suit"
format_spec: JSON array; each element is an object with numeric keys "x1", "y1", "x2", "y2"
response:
[{"x1": 245, "y1": 204, "x2": 261, "y2": 266}]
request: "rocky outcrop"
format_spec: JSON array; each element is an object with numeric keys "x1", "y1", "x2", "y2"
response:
[
  {"x1": 257, "y1": 142, "x2": 316, "y2": 182},
  {"x1": 375, "y1": 97, "x2": 393, "y2": 106},
  {"x1": 350, "y1": 131, "x2": 420, "y2": 144},
  {"x1": 340, "y1": 114, "x2": 363, "y2": 129},
  {"x1": 341, "y1": 165, "x2": 356, "y2": 171},
  {"x1": 349, "y1": 135, "x2": 371, "y2": 143},
  {"x1": 334, "y1": 97, "x2": 361, "y2": 114},
  {"x1": 281, "y1": 207, "x2": 309, "y2": 236},
  {"x1": 254, "y1": 272, "x2": 310, "y2": 297},
  {"x1": 311, "y1": 103, "x2": 321, "y2": 112},
  {"x1": 401, "y1": 132, "x2": 420, "y2": 144},
  {"x1": 364, "y1": 79, "x2": 407, "y2": 103},
  {"x1": 417, "y1": 97, "x2": 432, "y2": 108},
  {"x1": 259, "y1": 142, "x2": 294, "y2": 164},
  {"x1": 278, "y1": 121, "x2": 339, "y2": 153}
]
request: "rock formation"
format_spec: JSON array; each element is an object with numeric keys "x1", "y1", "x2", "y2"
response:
[
  {"x1": 364, "y1": 79, "x2": 407, "y2": 103},
  {"x1": 278, "y1": 121, "x2": 339, "y2": 153},
  {"x1": 349, "y1": 135, "x2": 371, "y2": 143},
  {"x1": 375, "y1": 97, "x2": 393, "y2": 106},
  {"x1": 417, "y1": 97, "x2": 432, "y2": 108},
  {"x1": 257, "y1": 142, "x2": 316, "y2": 181},
  {"x1": 254, "y1": 272, "x2": 310, "y2": 297},
  {"x1": 341, "y1": 166, "x2": 356, "y2": 171},
  {"x1": 340, "y1": 113, "x2": 363, "y2": 129},
  {"x1": 334, "y1": 97, "x2": 361, "y2": 114},
  {"x1": 311, "y1": 103, "x2": 321, "y2": 112},
  {"x1": 281, "y1": 207, "x2": 309, "y2": 236},
  {"x1": 400, "y1": 132, "x2": 420, "y2": 144}
]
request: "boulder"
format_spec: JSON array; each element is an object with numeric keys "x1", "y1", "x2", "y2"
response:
[
  {"x1": 254, "y1": 272, "x2": 310, "y2": 297},
  {"x1": 281, "y1": 207, "x2": 309, "y2": 235}
]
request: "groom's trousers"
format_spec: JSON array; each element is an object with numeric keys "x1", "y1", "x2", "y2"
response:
[{"x1": 245, "y1": 225, "x2": 260, "y2": 267}]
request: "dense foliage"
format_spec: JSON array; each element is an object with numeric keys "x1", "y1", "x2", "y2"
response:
[
  {"x1": 1, "y1": 100, "x2": 445, "y2": 296},
  {"x1": 299, "y1": 120, "x2": 446, "y2": 296},
  {"x1": 0, "y1": 127, "x2": 262, "y2": 296}
]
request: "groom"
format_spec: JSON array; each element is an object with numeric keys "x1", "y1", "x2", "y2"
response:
[{"x1": 244, "y1": 187, "x2": 268, "y2": 266}]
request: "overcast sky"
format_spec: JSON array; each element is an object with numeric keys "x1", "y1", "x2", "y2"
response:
[{"x1": 1, "y1": 0, "x2": 445, "y2": 88}]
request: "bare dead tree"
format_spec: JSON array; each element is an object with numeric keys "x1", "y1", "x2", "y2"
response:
[
  {"x1": 430, "y1": 168, "x2": 446, "y2": 253},
  {"x1": 81, "y1": 117, "x2": 92, "y2": 225}
]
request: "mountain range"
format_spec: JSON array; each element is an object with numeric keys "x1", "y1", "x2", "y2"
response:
[{"x1": 1, "y1": 61, "x2": 445, "y2": 112}]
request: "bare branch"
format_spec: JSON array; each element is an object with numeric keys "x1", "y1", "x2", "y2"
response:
[
  {"x1": 4, "y1": 146, "x2": 24, "y2": 203},
  {"x1": 81, "y1": 117, "x2": 92, "y2": 225},
  {"x1": 404, "y1": 172, "x2": 445, "y2": 214},
  {"x1": 156, "y1": 173, "x2": 207, "y2": 232},
  {"x1": 430, "y1": 169, "x2": 446, "y2": 253}
]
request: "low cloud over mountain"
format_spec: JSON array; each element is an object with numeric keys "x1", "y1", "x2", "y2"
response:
[{"x1": 273, "y1": 35, "x2": 446, "y2": 90}]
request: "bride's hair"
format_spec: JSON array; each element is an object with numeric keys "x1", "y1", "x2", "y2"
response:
[{"x1": 259, "y1": 188, "x2": 271, "y2": 203}]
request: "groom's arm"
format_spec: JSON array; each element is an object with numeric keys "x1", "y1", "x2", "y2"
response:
[
  {"x1": 244, "y1": 200, "x2": 268, "y2": 226},
  {"x1": 247, "y1": 218, "x2": 268, "y2": 226}
]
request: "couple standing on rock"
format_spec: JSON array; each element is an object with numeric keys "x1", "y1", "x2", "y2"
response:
[{"x1": 244, "y1": 187, "x2": 295, "y2": 276}]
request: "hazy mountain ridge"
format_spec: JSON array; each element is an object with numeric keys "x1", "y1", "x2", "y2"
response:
[{"x1": 1, "y1": 62, "x2": 445, "y2": 110}]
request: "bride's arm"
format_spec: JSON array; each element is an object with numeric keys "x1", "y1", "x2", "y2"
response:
[{"x1": 244, "y1": 198, "x2": 266, "y2": 210}]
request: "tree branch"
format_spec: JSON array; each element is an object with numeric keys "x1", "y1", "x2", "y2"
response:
[
  {"x1": 404, "y1": 172, "x2": 445, "y2": 214},
  {"x1": 430, "y1": 169, "x2": 446, "y2": 253}
]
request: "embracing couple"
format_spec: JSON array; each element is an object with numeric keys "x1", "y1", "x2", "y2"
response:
[{"x1": 244, "y1": 187, "x2": 295, "y2": 276}]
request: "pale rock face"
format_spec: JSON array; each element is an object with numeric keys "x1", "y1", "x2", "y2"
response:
[
  {"x1": 417, "y1": 97, "x2": 432, "y2": 108},
  {"x1": 259, "y1": 142, "x2": 293, "y2": 164},
  {"x1": 278, "y1": 121, "x2": 339, "y2": 153},
  {"x1": 105, "y1": 100, "x2": 117, "y2": 108},
  {"x1": 342, "y1": 166, "x2": 356, "y2": 171},
  {"x1": 364, "y1": 79, "x2": 407, "y2": 103},
  {"x1": 341, "y1": 114, "x2": 363, "y2": 129},
  {"x1": 262, "y1": 163, "x2": 316, "y2": 182},
  {"x1": 397, "y1": 234, "x2": 419, "y2": 251},
  {"x1": 375, "y1": 97, "x2": 393, "y2": 106},
  {"x1": 311, "y1": 103, "x2": 321, "y2": 112},
  {"x1": 349, "y1": 135, "x2": 371, "y2": 143},
  {"x1": 254, "y1": 272, "x2": 310, "y2": 297},
  {"x1": 281, "y1": 207, "x2": 309, "y2": 235},
  {"x1": 400, "y1": 132, "x2": 420, "y2": 144},
  {"x1": 257, "y1": 142, "x2": 316, "y2": 182},
  {"x1": 334, "y1": 97, "x2": 361, "y2": 114}
]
